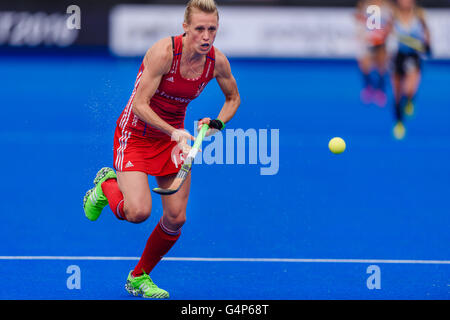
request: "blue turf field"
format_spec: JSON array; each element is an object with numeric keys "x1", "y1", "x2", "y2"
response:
[{"x1": 0, "y1": 54, "x2": 449, "y2": 299}]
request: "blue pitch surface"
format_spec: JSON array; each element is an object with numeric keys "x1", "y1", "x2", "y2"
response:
[{"x1": 0, "y1": 54, "x2": 449, "y2": 300}]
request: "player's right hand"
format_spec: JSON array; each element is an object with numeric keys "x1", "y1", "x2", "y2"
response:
[
  {"x1": 171, "y1": 129, "x2": 197, "y2": 157},
  {"x1": 171, "y1": 129, "x2": 195, "y2": 144}
]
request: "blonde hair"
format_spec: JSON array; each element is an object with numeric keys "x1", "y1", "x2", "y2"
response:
[{"x1": 184, "y1": 0, "x2": 219, "y2": 24}]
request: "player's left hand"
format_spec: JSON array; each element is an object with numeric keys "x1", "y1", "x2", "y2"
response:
[
  {"x1": 197, "y1": 117, "x2": 225, "y2": 136},
  {"x1": 197, "y1": 117, "x2": 211, "y2": 130}
]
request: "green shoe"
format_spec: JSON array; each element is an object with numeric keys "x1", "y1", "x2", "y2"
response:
[
  {"x1": 83, "y1": 167, "x2": 117, "y2": 221},
  {"x1": 405, "y1": 100, "x2": 414, "y2": 116},
  {"x1": 393, "y1": 121, "x2": 406, "y2": 140},
  {"x1": 125, "y1": 271, "x2": 169, "y2": 299}
]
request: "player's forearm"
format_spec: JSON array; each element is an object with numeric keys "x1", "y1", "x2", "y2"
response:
[
  {"x1": 132, "y1": 102, "x2": 176, "y2": 137},
  {"x1": 217, "y1": 94, "x2": 240, "y2": 124},
  {"x1": 424, "y1": 28, "x2": 431, "y2": 45}
]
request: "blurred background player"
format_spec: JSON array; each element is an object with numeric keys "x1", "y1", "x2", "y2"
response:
[
  {"x1": 82, "y1": 0, "x2": 240, "y2": 299},
  {"x1": 391, "y1": 0, "x2": 431, "y2": 139},
  {"x1": 355, "y1": 0, "x2": 394, "y2": 107}
]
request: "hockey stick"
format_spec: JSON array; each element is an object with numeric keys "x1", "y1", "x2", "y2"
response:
[
  {"x1": 152, "y1": 124, "x2": 209, "y2": 195},
  {"x1": 394, "y1": 31, "x2": 431, "y2": 56},
  {"x1": 398, "y1": 34, "x2": 425, "y2": 53}
]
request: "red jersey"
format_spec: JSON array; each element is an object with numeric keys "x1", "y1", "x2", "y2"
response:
[{"x1": 117, "y1": 34, "x2": 216, "y2": 140}]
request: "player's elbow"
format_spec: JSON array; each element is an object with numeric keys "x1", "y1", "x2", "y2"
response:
[
  {"x1": 235, "y1": 93, "x2": 241, "y2": 106},
  {"x1": 228, "y1": 92, "x2": 240, "y2": 109},
  {"x1": 234, "y1": 94, "x2": 241, "y2": 112},
  {"x1": 131, "y1": 100, "x2": 140, "y2": 113},
  {"x1": 131, "y1": 98, "x2": 147, "y2": 117}
]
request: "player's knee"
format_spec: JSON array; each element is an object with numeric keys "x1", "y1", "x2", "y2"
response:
[
  {"x1": 164, "y1": 210, "x2": 186, "y2": 229},
  {"x1": 170, "y1": 215, "x2": 186, "y2": 229},
  {"x1": 125, "y1": 204, "x2": 151, "y2": 223},
  {"x1": 405, "y1": 87, "x2": 416, "y2": 98}
]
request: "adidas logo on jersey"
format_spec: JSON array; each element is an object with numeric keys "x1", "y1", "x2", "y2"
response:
[
  {"x1": 166, "y1": 76, "x2": 174, "y2": 82},
  {"x1": 125, "y1": 161, "x2": 134, "y2": 168}
]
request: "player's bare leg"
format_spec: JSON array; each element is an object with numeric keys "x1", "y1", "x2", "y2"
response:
[
  {"x1": 116, "y1": 171, "x2": 152, "y2": 223},
  {"x1": 373, "y1": 46, "x2": 388, "y2": 107},
  {"x1": 358, "y1": 54, "x2": 373, "y2": 104},
  {"x1": 392, "y1": 73, "x2": 406, "y2": 139},
  {"x1": 157, "y1": 172, "x2": 191, "y2": 232},
  {"x1": 403, "y1": 69, "x2": 421, "y2": 116},
  {"x1": 126, "y1": 172, "x2": 191, "y2": 299}
]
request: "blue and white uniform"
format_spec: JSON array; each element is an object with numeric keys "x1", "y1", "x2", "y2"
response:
[{"x1": 393, "y1": 13, "x2": 427, "y2": 75}]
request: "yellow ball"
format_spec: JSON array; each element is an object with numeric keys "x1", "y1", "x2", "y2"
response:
[{"x1": 328, "y1": 137, "x2": 346, "y2": 154}]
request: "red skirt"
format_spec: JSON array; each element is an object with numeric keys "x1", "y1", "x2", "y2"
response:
[{"x1": 113, "y1": 126, "x2": 183, "y2": 176}]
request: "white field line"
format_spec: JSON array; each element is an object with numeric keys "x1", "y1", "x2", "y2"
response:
[{"x1": 0, "y1": 256, "x2": 449, "y2": 264}]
